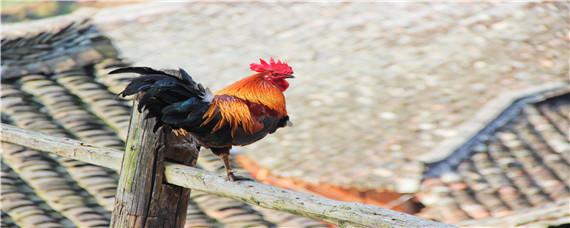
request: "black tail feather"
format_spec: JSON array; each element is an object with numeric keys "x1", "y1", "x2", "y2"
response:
[
  {"x1": 109, "y1": 67, "x2": 167, "y2": 76},
  {"x1": 113, "y1": 66, "x2": 212, "y2": 132}
]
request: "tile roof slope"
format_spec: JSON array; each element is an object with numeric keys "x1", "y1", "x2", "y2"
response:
[
  {"x1": 0, "y1": 15, "x2": 325, "y2": 228},
  {"x1": 95, "y1": 2, "x2": 569, "y2": 193},
  {"x1": 417, "y1": 90, "x2": 570, "y2": 224},
  {"x1": 458, "y1": 200, "x2": 570, "y2": 227}
]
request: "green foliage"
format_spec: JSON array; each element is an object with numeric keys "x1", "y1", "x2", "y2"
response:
[{"x1": 1, "y1": 1, "x2": 77, "y2": 23}]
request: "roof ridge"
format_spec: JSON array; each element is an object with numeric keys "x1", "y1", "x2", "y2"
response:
[
  {"x1": 420, "y1": 82, "x2": 570, "y2": 178},
  {"x1": 1, "y1": 16, "x2": 118, "y2": 80},
  {"x1": 2, "y1": 8, "x2": 97, "y2": 39}
]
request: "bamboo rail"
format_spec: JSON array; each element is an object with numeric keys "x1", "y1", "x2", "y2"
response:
[{"x1": 0, "y1": 123, "x2": 454, "y2": 228}]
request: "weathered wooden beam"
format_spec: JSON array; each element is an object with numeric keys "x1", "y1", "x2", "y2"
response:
[
  {"x1": 0, "y1": 123, "x2": 123, "y2": 169},
  {"x1": 163, "y1": 163, "x2": 450, "y2": 228},
  {"x1": 0, "y1": 123, "x2": 454, "y2": 228},
  {"x1": 110, "y1": 101, "x2": 198, "y2": 228}
]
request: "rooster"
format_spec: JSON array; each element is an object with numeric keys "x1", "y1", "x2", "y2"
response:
[{"x1": 111, "y1": 58, "x2": 294, "y2": 181}]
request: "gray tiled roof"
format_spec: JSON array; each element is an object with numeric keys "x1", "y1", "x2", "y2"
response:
[
  {"x1": 458, "y1": 200, "x2": 569, "y2": 227},
  {"x1": 1, "y1": 2, "x2": 569, "y2": 227},
  {"x1": 95, "y1": 2, "x2": 569, "y2": 192},
  {"x1": 417, "y1": 90, "x2": 570, "y2": 224},
  {"x1": 0, "y1": 16, "x2": 325, "y2": 228}
]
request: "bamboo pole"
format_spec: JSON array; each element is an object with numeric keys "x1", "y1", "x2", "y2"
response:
[
  {"x1": 0, "y1": 123, "x2": 454, "y2": 228},
  {"x1": 110, "y1": 101, "x2": 198, "y2": 228}
]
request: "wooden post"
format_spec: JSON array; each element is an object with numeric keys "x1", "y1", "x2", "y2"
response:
[{"x1": 111, "y1": 100, "x2": 199, "y2": 228}]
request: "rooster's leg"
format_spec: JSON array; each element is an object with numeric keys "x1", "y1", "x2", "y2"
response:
[
  {"x1": 212, "y1": 148, "x2": 253, "y2": 182},
  {"x1": 219, "y1": 152, "x2": 237, "y2": 181}
]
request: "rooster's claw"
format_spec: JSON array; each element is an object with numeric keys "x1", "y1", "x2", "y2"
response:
[{"x1": 226, "y1": 172, "x2": 254, "y2": 182}]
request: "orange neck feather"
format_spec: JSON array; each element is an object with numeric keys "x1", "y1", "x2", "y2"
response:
[{"x1": 215, "y1": 72, "x2": 287, "y2": 115}]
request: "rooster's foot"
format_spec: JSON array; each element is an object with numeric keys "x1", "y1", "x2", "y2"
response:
[{"x1": 226, "y1": 172, "x2": 254, "y2": 182}]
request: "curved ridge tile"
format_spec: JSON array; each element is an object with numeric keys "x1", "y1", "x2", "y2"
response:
[
  {"x1": 253, "y1": 206, "x2": 328, "y2": 228},
  {"x1": 195, "y1": 152, "x2": 325, "y2": 227},
  {"x1": 1, "y1": 210, "x2": 19, "y2": 228},
  {"x1": 496, "y1": 131, "x2": 552, "y2": 206},
  {"x1": 193, "y1": 153, "x2": 272, "y2": 227},
  {"x1": 514, "y1": 114, "x2": 570, "y2": 199},
  {"x1": 2, "y1": 83, "x2": 118, "y2": 211},
  {"x1": 19, "y1": 74, "x2": 124, "y2": 149},
  {"x1": 417, "y1": 178, "x2": 471, "y2": 223},
  {"x1": 190, "y1": 190, "x2": 272, "y2": 228},
  {"x1": 1, "y1": 163, "x2": 68, "y2": 228},
  {"x1": 485, "y1": 141, "x2": 533, "y2": 210},
  {"x1": 54, "y1": 69, "x2": 131, "y2": 140},
  {"x1": 1, "y1": 143, "x2": 109, "y2": 227},
  {"x1": 523, "y1": 106, "x2": 570, "y2": 164},
  {"x1": 467, "y1": 151, "x2": 512, "y2": 216},
  {"x1": 184, "y1": 199, "x2": 221, "y2": 228},
  {"x1": 93, "y1": 59, "x2": 135, "y2": 96}
]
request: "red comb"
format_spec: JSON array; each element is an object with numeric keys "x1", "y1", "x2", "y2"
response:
[{"x1": 250, "y1": 58, "x2": 293, "y2": 75}]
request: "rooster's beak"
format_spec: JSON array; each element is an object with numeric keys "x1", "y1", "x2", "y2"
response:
[{"x1": 285, "y1": 75, "x2": 295, "y2": 78}]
